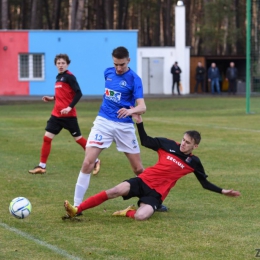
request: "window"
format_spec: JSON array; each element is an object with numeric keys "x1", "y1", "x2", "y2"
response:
[{"x1": 19, "y1": 53, "x2": 45, "y2": 81}]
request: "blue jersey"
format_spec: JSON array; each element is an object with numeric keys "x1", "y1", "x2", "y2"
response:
[{"x1": 98, "y1": 67, "x2": 144, "y2": 123}]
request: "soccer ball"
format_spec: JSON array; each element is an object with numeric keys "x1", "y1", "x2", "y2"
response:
[{"x1": 9, "y1": 197, "x2": 32, "y2": 219}]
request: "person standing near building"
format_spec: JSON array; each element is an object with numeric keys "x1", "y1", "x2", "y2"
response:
[
  {"x1": 194, "y1": 62, "x2": 205, "y2": 93},
  {"x1": 226, "y1": 62, "x2": 238, "y2": 95},
  {"x1": 208, "y1": 63, "x2": 221, "y2": 94},
  {"x1": 28, "y1": 54, "x2": 100, "y2": 175},
  {"x1": 171, "y1": 61, "x2": 182, "y2": 95}
]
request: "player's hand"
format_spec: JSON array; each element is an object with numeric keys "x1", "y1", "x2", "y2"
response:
[
  {"x1": 117, "y1": 108, "x2": 132, "y2": 118},
  {"x1": 60, "y1": 107, "x2": 72, "y2": 115},
  {"x1": 222, "y1": 189, "x2": 241, "y2": 197},
  {"x1": 42, "y1": 96, "x2": 54, "y2": 102},
  {"x1": 130, "y1": 106, "x2": 143, "y2": 123}
]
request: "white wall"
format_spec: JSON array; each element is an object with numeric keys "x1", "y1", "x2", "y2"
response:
[{"x1": 137, "y1": 47, "x2": 190, "y2": 95}]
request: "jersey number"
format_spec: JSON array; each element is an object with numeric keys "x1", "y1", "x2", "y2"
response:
[{"x1": 95, "y1": 134, "x2": 102, "y2": 141}]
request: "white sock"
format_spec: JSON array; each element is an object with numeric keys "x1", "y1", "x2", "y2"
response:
[
  {"x1": 39, "y1": 162, "x2": 46, "y2": 168},
  {"x1": 74, "y1": 171, "x2": 91, "y2": 206}
]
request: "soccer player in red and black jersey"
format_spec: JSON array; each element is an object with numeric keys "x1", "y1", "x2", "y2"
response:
[
  {"x1": 29, "y1": 54, "x2": 100, "y2": 175},
  {"x1": 63, "y1": 113, "x2": 240, "y2": 221}
]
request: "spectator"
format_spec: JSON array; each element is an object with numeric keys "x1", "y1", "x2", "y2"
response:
[
  {"x1": 171, "y1": 62, "x2": 182, "y2": 95},
  {"x1": 194, "y1": 62, "x2": 205, "y2": 93},
  {"x1": 226, "y1": 62, "x2": 238, "y2": 95},
  {"x1": 208, "y1": 63, "x2": 221, "y2": 94}
]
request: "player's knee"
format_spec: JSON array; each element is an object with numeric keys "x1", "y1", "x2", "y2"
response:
[
  {"x1": 82, "y1": 158, "x2": 95, "y2": 172},
  {"x1": 134, "y1": 211, "x2": 150, "y2": 221},
  {"x1": 106, "y1": 187, "x2": 121, "y2": 198},
  {"x1": 43, "y1": 136, "x2": 52, "y2": 144}
]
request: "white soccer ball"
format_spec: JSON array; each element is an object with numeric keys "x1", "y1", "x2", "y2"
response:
[{"x1": 9, "y1": 197, "x2": 32, "y2": 219}]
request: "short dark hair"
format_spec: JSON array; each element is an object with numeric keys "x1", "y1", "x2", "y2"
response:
[
  {"x1": 184, "y1": 130, "x2": 201, "y2": 145},
  {"x1": 54, "y1": 54, "x2": 71, "y2": 65},
  {"x1": 112, "y1": 46, "x2": 129, "y2": 59}
]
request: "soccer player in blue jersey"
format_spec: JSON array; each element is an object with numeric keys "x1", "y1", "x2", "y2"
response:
[{"x1": 71, "y1": 47, "x2": 166, "y2": 214}]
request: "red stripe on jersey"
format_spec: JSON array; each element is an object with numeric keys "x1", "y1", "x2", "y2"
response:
[{"x1": 138, "y1": 149, "x2": 194, "y2": 201}]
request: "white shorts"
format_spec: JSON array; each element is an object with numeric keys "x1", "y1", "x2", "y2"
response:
[{"x1": 86, "y1": 116, "x2": 140, "y2": 154}]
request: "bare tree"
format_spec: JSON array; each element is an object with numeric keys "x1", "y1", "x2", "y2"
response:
[
  {"x1": 162, "y1": 0, "x2": 173, "y2": 46},
  {"x1": 117, "y1": 0, "x2": 128, "y2": 29},
  {"x1": 76, "y1": 0, "x2": 85, "y2": 29},
  {"x1": 69, "y1": 0, "x2": 78, "y2": 29},
  {"x1": 104, "y1": 0, "x2": 114, "y2": 29},
  {"x1": 52, "y1": 0, "x2": 62, "y2": 29},
  {"x1": 1, "y1": 0, "x2": 247, "y2": 52},
  {"x1": 1, "y1": 0, "x2": 8, "y2": 29},
  {"x1": 43, "y1": 0, "x2": 52, "y2": 29},
  {"x1": 30, "y1": 0, "x2": 43, "y2": 29}
]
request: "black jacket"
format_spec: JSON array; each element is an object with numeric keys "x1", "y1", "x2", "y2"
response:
[
  {"x1": 226, "y1": 67, "x2": 238, "y2": 80},
  {"x1": 171, "y1": 65, "x2": 182, "y2": 81},
  {"x1": 195, "y1": 66, "x2": 205, "y2": 80}
]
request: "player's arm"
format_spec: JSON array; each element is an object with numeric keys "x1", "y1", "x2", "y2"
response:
[
  {"x1": 67, "y1": 75, "x2": 82, "y2": 108},
  {"x1": 42, "y1": 96, "x2": 54, "y2": 102},
  {"x1": 194, "y1": 170, "x2": 240, "y2": 197},
  {"x1": 60, "y1": 75, "x2": 82, "y2": 115},
  {"x1": 133, "y1": 114, "x2": 160, "y2": 151},
  {"x1": 117, "y1": 98, "x2": 146, "y2": 118}
]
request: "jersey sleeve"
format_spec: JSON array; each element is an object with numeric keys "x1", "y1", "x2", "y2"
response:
[
  {"x1": 67, "y1": 74, "x2": 82, "y2": 108},
  {"x1": 193, "y1": 158, "x2": 222, "y2": 194},
  {"x1": 136, "y1": 122, "x2": 161, "y2": 151},
  {"x1": 133, "y1": 76, "x2": 144, "y2": 100}
]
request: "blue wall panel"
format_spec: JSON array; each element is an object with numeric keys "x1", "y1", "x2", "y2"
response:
[{"x1": 28, "y1": 30, "x2": 138, "y2": 96}]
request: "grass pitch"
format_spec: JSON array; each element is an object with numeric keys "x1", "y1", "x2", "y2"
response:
[{"x1": 0, "y1": 96, "x2": 259, "y2": 260}]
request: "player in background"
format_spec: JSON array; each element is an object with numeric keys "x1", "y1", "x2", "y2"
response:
[
  {"x1": 29, "y1": 54, "x2": 100, "y2": 175},
  {"x1": 71, "y1": 46, "x2": 167, "y2": 212},
  {"x1": 64, "y1": 113, "x2": 241, "y2": 221}
]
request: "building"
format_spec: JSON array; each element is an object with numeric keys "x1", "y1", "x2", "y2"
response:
[{"x1": 0, "y1": 30, "x2": 138, "y2": 96}]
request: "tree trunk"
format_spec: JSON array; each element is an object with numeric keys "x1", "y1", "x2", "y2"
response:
[
  {"x1": 43, "y1": 0, "x2": 52, "y2": 29},
  {"x1": 104, "y1": 0, "x2": 114, "y2": 29},
  {"x1": 53, "y1": 0, "x2": 62, "y2": 29},
  {"x1": 20, "y1": 0, "x2": 29, "y2": 29},
  {"x1": 76, "y1": 0, "x2": 85, "y2": 29},
  {"x1": 30, "y1": 0, "x2": 38, "y2": 29},
  {"x1": 152, "y1": 0, "x2": 160, "y2": 46},
  {"x1": 2, "y1": 0, "x2": 8, "y2": 29},
  {"x1": 71, "y1": 0, "x2": 78, "y2": 29},
  {"x1": 118, "y1": 0, "x2": 129, "y2": 29},
  {"x1": 162, "y1": 0, "x2": 172, "y2": 46}
]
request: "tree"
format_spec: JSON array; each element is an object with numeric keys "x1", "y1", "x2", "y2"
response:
[
  {"x1": 1, "y1": 0, "x2": 8, "y2": 29},
  {"x1": 0, "y1": 0, "x2": 247, "y2": 55}
]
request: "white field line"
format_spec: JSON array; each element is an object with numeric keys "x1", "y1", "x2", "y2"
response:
[
  {"x1": 0, "y1": 222, "x2": 82, "y2": 260},
  {"x1": 146, "y1": 118, "x2": 260, "y2": 133}
]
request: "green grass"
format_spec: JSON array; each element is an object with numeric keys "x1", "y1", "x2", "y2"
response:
[{"x1": 0, "y1": 96, "x2": 259, "y2": 259}]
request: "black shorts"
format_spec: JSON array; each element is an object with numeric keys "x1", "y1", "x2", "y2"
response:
[
  {"x1": 123, "y1": 177, "x2": 162, "y2": 211},
  {"x1": 45, "y1": 115, "x2": 82, "y2": 137}
]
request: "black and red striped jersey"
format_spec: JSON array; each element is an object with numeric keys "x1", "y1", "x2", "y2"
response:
[
  {"x1": 52, "y1": 70, "x2": 82, "y2": 118},
  {"x1": 136, "y1": 122, "x2": 222, "y2": 201}
]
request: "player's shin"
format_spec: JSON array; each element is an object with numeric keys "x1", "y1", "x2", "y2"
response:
[{"x1": 74, "y1": 172, "x2": 91, "y2": 206}]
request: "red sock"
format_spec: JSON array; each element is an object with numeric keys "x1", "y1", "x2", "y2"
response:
[
  {"x1": 126, "y1": 210, "x2": 136, "y2": 219},
  {"x1": 40, "y1": 136, "x2": 52, "y2": 164},
  {"x1": 77, "y1": 191, "x2": 108, "y2": 213},
  {"x1": 76, "y1": 137, "x2": 87, "y2": 150}
]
